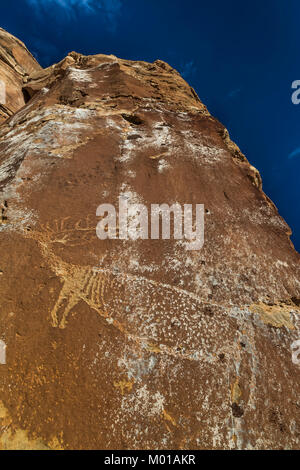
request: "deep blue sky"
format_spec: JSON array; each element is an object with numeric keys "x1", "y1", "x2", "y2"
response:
[{"x1": 1, "y1": 0, "x2": 300, "y2": 251}]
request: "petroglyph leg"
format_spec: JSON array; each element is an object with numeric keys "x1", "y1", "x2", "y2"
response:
[
  {"x1": 58, "y1": 293, "x2": 81, "y2": 329},
  {"x1": 51, "y1": 280, "x2": 80, "y2": 328}
]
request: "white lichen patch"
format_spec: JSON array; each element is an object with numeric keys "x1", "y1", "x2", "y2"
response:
[
  {"x1": 181, "y1": 130, "x2": 227, "y2": 164},
  {"x1": 119, "y1": 122, "x2": 173, "y2": 164},
  {"x1": 127, "y1": 169, "x2": 136, "y2": 178},
  {"x1": 118, "y1": 351, "x2": 157, "y2": 382},
  {"x1": 157, "y1": 158, "x2": 170, "y2": 172},
  {"x1": 242, "y1": 204, "x2": 288, "y2": 231},
  {"x1": 121, "y1": 384, "x2": 165, "y2": 418},
  {"x1": 0, "y1": 104, "x2": 100, "y2": 228},
  {"x1": 0, "y1": 105, "x2": 97, "y2": 168},
  {"x1": 68, "y1": 67, "x2": 92, "y2": 83}
]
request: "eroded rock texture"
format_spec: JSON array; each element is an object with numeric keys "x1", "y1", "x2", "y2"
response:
[
  {"x1": 0, "y1": 29, "x2": 299, "y2": 450},
  {"x1": 0, "y1": 28, "x2": 41, "y2": 124}
]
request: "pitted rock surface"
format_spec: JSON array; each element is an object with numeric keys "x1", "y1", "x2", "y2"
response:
[{"x1": 0, "y1": 29, "x2": 299, "y2": 450}]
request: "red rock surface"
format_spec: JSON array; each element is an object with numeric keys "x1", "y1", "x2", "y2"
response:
[
  {"x1": 0, "y1": 28, "x2": 41, "y2": 124},
  {"x1": 0, "y1": 30, "x2": 299, "y2": 450}
]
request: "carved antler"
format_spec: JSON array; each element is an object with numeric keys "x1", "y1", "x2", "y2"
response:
[{"x1": 36, "y1": 214, "x2": 97, "y2": 247}]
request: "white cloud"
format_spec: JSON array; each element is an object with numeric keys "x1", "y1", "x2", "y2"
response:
[
  {"x1": 27, "y1": 0, "x2": 122, "y2": 30},
  {"x1": 179, "y1": 60, "x2": 197, "y2": 80},
  {"x1": 288, "y1": 147, "x2": 300, "y2": 159},
  {"x1": 28, "y1": 0, "x2": 95, "y2": 15},
  {"x1": 226, "y1": 87, "x2": 242, "y2": 99}
]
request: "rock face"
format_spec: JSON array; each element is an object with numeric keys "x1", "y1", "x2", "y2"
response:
[
  {"x1": 0, "y1": 30, "x2": 299, "y2": 450},
  {"x1": 0, "y1": 28, "x2": 41, "y2": 124}
]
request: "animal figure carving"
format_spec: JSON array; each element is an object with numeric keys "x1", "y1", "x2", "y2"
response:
[
  {"x1": 24, "y1": 216, "x2": 240, "y2": 362},
  {"x1": 27, "y1": 218, "x2": 266, "y2": 439}
]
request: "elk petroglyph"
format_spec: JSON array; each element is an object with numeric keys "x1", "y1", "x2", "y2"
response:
[
  {"x1": 22, "y1": 215, "x2": 300, "y2": 366},
  {"x1": 24, "y1": 216, "x2": 239, "y2": 362}
]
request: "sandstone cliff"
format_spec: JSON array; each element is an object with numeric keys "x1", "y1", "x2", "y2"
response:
[
  {"x1": 0, "y1": 27, "x2": 41, "y2": 124},
  {"x1": 0, "y1": 29, "x2": 299, "y2": 450}
]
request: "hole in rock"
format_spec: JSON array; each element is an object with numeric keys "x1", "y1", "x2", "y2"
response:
[
  {"x1": 121, "y1": 113, "x2": 143, "y2": 125},
  {"x1": 22, "y1": 87, "x2": 32, "y2": 104}
]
